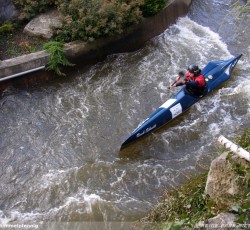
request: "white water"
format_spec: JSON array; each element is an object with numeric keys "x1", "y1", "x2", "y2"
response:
[{"x1": 0, "y1": 4, "x2": 249, "y2": 229}]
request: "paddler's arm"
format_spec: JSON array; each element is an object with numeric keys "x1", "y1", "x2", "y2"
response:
[
  {"x1": 169, "y1": 71, "x2": 185, "y2": 88},
  {"x1": 172, "y1": 80, "x2": 199, "y2": 88},
  {"x1": 170, "y1": 78, "x2": 186, "y2": 88}
]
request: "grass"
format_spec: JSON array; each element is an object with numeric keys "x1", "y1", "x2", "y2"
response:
[
  {"x1": 235, "y1": 128, "x2": 250, "y2": 151},
  {"x1": 0, "y1": 22, "x2": 75, "y2": 76},
  {"x1": 0, "y1": 23, "x2": 45, "y2": 60},
  {"x1": 140, "y1": 173, "x2": 213, "y2": 229},
  {"x1": 140, "y1": 128, "x2": 250, "y2": 229}
]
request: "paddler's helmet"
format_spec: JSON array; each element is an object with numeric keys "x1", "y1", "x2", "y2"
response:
[{"x1": 188, "y1": 64, "x2": 200, "y2": 74}]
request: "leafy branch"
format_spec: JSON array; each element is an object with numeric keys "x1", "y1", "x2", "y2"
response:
[{"x1": 44, "y1": 41, "x2": 75, "y2": 76}]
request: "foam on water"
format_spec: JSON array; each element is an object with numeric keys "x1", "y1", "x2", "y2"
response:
[{"x1": 0, "y1": 14, "x2": 249, "y2": 225}]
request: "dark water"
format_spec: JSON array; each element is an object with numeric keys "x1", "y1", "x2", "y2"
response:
[{"x1": 0, "y1": 0, "x2": 249, "y2": 228}]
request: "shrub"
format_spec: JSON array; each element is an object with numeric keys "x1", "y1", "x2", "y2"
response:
[
  {"x1": 140, "y1": 0, "x2": 168, "y2": 17},
  {"x1": 0, "y1": 21, "x2": 15, "y2": 35},
  {"x1": 13, "y1": 0, "x2": 169, "y2": 43},
  {"x1": 44, "y1": 41, "x2": 75, "y2": 76},
  {"x1": 55, "y1": 0, "x2": 143, "y2": 42},
  {"x1": 13, "y1": 0, "x2": 56, "y2": 20}
]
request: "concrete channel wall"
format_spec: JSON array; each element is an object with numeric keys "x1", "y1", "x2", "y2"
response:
[{"x1": 0, "y1": 0, "x2": 192, "y2": 87}]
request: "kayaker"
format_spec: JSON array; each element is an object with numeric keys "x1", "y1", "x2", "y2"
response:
[{"x1": 170, "y1": 65, "x2": 206, "y2": 96}]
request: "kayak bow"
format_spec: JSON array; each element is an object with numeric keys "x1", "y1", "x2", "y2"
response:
[{"x1": 121, "y1": 54, "x2": 242, "y2": 149}]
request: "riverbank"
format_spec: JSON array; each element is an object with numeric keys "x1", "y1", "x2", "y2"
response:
[
  {"x1": 0, "y1": 0, "x2": 191, "y2": 88},
  {"x1": 139, "y1": 130, "x2": 250, "y2": 229},
  {"x1": 0, "y1": 0, "x2": 249, "y2": 228},
  {"x1": 0, "y1": 23, "x2": 44, "y2": 61}
]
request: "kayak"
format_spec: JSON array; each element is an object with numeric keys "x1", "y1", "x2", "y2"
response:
[{"x1": 121, "y1": 54, "x2": 242, "y2": 149}]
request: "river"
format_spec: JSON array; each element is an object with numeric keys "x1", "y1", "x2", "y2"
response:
[{"x1": 0, "y1": 0, "x2": 249, "y2": 229}]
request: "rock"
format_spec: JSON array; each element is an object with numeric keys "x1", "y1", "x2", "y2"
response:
[
  {"x1": 24, "y1": 10, "x2": 62, "y2": 40},
  {"x1": 205, "y1": 151, "x2": 249, "y2": 203},
  {"x1": 0, "y1": 0, "x2": 18, "y2": 24},
  {"x1": 205, "y1": 212, "x2": 238, "y2": 230}
]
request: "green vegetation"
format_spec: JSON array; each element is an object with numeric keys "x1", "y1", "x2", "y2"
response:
[
  {"x1": 225, "y1": 0, "x2": 250, "y2": 32},
  {"x1": 56, "y1": 0, "x2": 143, "y2": 42},
  {"x1": 0, "y1": 21, "x2": 15, "y2": 34},
  {"x1": 13, "y1": 0, "x2": 169, "y2": 43},
  {"x1": 7, "y1": 0, "x2": 169, "y2": 72},
  {"x1": 43, "y1": 41, "x2": 75, "y2": 76},
  {"x1": 141, "y1": 173, "x2": 213, "y2": 229},
  {"x1": 230, "y1": 162, "x2": 250, "y2": 224},
  {"x1": 235, "y1": 128, "x2": 250, "y2": 151},
  {"x1": 232, "y1": 0, "x2": 250, "y2": 18},
  {"x1": 13, "y1": 0, "x2": 55, "y2": 20},
  {"x1": 140, "y1": 129, "x2": 250, "y2": 229},
  {"x1": 7, "y1": 0, "x2": 170, "y2": 70},
  {"x1": 140, "y1": 0, "x2": 168, "y2": 17},
  {"x1": 0, "y1": 24, "x2": 44, "y2": 60}
]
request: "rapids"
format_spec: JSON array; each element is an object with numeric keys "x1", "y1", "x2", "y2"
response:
[{"x1": 0, "y1": 0, "x2": 249, "y2": 228}]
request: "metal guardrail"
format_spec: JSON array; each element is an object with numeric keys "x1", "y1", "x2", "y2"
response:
[{"x1": 0, "y1": 66, "x2": 45, "y2": 82}]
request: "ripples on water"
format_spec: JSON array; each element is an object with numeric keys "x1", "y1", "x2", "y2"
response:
[{"x1": 0, "y1": 15, "x2": 249, "y2": 227}]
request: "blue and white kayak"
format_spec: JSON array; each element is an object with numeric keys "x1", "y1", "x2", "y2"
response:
[{"x1": 121, "y1": 54, "x2": 242, "y2": 149}]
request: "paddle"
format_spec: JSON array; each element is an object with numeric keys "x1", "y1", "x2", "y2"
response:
[{"x1": 168, "y1": 71, "x2": 185, "y2": 89}]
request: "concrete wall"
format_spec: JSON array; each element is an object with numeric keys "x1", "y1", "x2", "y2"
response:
[{"x1": 0, "y1": 0, "x2": 192, "y2": 88}]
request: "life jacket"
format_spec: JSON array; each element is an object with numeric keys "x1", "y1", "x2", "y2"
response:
[{"x1": 185, "y1": 72, "x2": 206, "y2": 88}]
